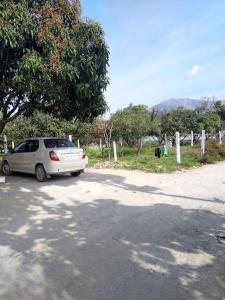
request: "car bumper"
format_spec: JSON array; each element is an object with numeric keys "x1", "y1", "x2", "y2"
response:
[{"x1": 45, "y1": 161, "x2": 86, "y2": 175}]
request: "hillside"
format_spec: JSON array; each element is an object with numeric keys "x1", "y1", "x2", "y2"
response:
[{"x1": 154, "y1": 98, "x2": 219, "y2": 111}]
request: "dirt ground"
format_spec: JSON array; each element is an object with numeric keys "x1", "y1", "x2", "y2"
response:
[{"x1": 0, "y1": 163, "x2": 225, "y2": 300}]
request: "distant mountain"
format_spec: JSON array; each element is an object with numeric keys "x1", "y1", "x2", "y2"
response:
[{"x1": 154, "y1": 98, "x2": 213, "y2": 111}]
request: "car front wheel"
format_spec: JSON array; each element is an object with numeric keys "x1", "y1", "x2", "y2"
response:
[
  {"x1": 35, "y1": 165, "x2": 48, "y2": 182},
  {"x1": 2, "y1": 161, "x2": 11, "y2": 176}
]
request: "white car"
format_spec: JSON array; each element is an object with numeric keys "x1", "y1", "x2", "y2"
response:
[{"x1": 1, "y1": 137, "x2": 86, "y2": 182}]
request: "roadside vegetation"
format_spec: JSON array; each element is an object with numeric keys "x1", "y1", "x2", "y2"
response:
[
  {"x1": 1, "y1": 140, "x2": 225, "y2": 174},
  {"x1": 1, "y1": 101, "x2": 225, "y2": 174},
  {"x1": 86, "y1": 141, "x2": 225, "y2": 173}
]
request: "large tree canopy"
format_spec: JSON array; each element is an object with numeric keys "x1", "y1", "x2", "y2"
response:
[{"x1": 0, "y1": 0, "x2": 109, "y2": 134}]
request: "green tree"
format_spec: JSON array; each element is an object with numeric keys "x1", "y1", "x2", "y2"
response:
[
  {"x1": 111, "y1": 104, "x2": 156, "y2": 154},
  {"x1": 159, "y1": 108, "x2": 194, "y2": 141},
  {"x1": 3, "y1": 111, "x2": 70, "y2": 140},
  {"x1": 193, "y1": 104, "x2": 221, "y2": 134},
  {"x1": 3, "y1": 111, "x2": 93, "y2": 144},
  {"x1": 214, "y1": 101, "x2": 225, "y2": 129},
  {"x1": 158, "y1": 105, "x2": 221, "y2": 143},
  {"x1": 0, "y1": 0, "x2": 109, "y2": 135}
]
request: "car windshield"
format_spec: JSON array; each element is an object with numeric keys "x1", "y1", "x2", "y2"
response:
[{"x1": 44, "y1": 139, "x2": 75, "y2": 148}]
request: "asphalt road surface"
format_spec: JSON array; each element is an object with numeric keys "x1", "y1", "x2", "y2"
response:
[{"x1": 0, "y1": 163, "x2": 225, "y2": 300}]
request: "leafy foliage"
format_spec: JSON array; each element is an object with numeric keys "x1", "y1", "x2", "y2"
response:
[
  {"x1": 2, "y1": 101, "x2": 225, "y2": 152},
  {"x1": 159, "y1": 108, "x2": 194, "y2": 139},
  {"x1": 0, "y1": 0, "x2": 109, "y2": 134},
  {"x1": 111, "y1": 104, "x2": 158, "y2": 153},
  {"x1": 157, "y1": 103, "x2": 221, "y2": 141},
  {"x1": 214, "y1": 101, "x2": 225, "y2": 128},
  {"x1": 193, "y1": 103, "x2": 221, "y2": 133},
  {"x1": 3, "y1": 111, "x2": 90, "y2": 142}
]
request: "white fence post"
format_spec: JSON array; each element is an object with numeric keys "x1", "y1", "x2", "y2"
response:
[
  {"x1": 164, "y1": 133, "x2": 168, "y2": 147},
  {"x1": 3, "y1": 135, "x2": 8, "y2": 154},
  {"x1": 12, "y1": 141, "x2": 15, "y2": 149},
  {"x1": 219, "y1": 131, "x2": 222, "y2": 145},
  {"x1": 176, "y1": 132, "x2": 181, "y2": 164},
  {"x1": 191, "y1": 131, "x2": 194, "y2": 147},
  {"x1": 100, "y1": 138, "x2": 102, "y2": 148},
  {"x1": 113, "y1": 141, "x2": 117, "y2": 162},
  {"x1": 68, "y1": 135, "x2": 72, "y2": 142},
  {"x1": 201, "y1": 130, "x2": 206, "y2": 156},
  {"x1": 77, "y1": 139, "x2": 80, "y2": 149}
]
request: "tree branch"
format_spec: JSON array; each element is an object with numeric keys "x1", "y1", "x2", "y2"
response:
[
  {"x1": 3, "y1": 105, "x2": 26, "y2": 124},
  {"x1": 6, "y1": 94, "x2": 24, "y2": 119}
]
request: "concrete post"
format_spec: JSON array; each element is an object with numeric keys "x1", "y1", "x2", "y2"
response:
[
  {"x1": 100, "y1": 138, "x2": 102, "y2": 148},
  {"x1": 164, "y1": 133, "x2": 168, "y2": 147},
  {"x1": 201, "y1": 130, "x2": 206, "y2": 156},
  {"x1": 191, "y1": 131, "x2": 194, "y2": 147},
  {"x1": 176, "y1": 132, "x2": 181, "y2": 164},
  {"x1": 77, "y1": 139, "x2": 80, "y2": 149},
  {"x1": 219, "y1": 131, "x2": 222, "y2": 145},
  {"x1": 12, "y1": 141, "x2": 15, "y2": 149},
  {"x1": 68, "y1": 135, "x2": 72, "y2": 142},
  {"x1": 113, "y1": 141, "x2": 117, "y2": 162}
]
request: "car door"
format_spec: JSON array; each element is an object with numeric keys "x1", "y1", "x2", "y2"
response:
[
  {"x1": 10, "y1": 140, "x2": 29, "y2": 172},
  {"x1": 24, "y1": 140, "x2": 40, "y2": 173}
]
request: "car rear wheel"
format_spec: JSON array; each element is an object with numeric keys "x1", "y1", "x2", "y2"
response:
[
  {"x1": 71, "y1": 170, "x2": 82, "y2": 177},
  {"x1": 2, "y1": 161, "x2": 11, "y2": 176},
  {"x1": 35, "y1": 165, "x2": 48, "y2": 182}
]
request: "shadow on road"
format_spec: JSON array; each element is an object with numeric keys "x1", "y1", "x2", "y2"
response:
[
  {"x1": 0, "y1": 172, "x2": 225, "y2": 299},
  {"x1": 4, "y1": 171, "x2": 225, "y2": 204}
]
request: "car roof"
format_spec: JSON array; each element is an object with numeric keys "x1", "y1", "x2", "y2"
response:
[{"x1": 23, "y1": 137, "x2": 66, "y2": 140}]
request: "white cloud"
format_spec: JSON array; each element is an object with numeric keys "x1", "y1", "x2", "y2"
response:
[{"x1": 188, "y1": 65, "x2": 202, "y2": 76}]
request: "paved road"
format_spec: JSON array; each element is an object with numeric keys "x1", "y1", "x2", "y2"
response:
[{"x1": 0, "y1": 163, "x2": 225, "y2": 300}]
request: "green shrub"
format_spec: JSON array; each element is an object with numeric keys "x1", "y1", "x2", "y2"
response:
[
  {"x1": 199, "y1": 140, "x2": 225, "y2": 163},
  {"x1": 218, "y1": 143, "x2": 225, "y2": 158},
  {"x1": 199, "y1": 153, "x2": 215, "y2": 164}
]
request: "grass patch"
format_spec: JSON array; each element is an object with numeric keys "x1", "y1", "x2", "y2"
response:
[
  {"x1": 86, "y1": 144, "x2": 205, "y2": 173},
  {"x1": 86, "y1": 142, "x2": 225, "y2": 173}
]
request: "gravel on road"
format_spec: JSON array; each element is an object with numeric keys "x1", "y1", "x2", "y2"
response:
[{"x1": 0, "y1": 163, "x2": 225, "y2": 300}]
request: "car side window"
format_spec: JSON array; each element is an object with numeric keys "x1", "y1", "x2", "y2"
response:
[
  {"x1": 27, "y1": 140, "x2": 39, "y2": 152},
  {"x1": 14, "y1": 141, "x2": 29, "y2": 153}
]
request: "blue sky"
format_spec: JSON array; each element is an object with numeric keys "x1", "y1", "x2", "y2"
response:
[{"x1": 82, "y1": 0, "x2": 225, "y2": 112}]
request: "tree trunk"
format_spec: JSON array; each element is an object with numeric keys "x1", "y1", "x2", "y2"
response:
[
  {"x1": 0, "y1": 121, "x2": 6, "y2": 136},
  {"x1": 136, "y1": 146, "x2": 141, "y2": 155},
  {"x1": 136, "y1": 139, "x2": 141, "y2": 156},
  {"x1": 108, "y1": 146, "x2": 111, "y2": 161},
  {"x1": 119, "y1": 138, "x2": 123, "y2": 158}
]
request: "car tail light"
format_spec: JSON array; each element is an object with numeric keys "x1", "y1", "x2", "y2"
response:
[
  {"x1": 82, "y1": 154, "x2": 86, "y2": 160},
  {"x1": 49, "y1": 151, "x2": 60, "y2": 161}
]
